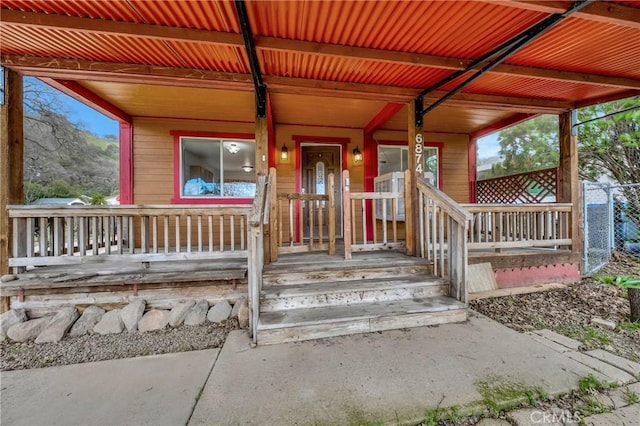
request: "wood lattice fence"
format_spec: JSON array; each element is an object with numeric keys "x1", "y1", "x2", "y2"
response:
[{"x1": 476, "y1": 167, "x2": 558, "y2": 204}]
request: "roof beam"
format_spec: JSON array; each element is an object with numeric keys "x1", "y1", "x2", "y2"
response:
[
  {"x1": 2, "y1": 9, "x2": 637, "y2": 90},
  {"x1": 41, "y1": 78, "x2": 132, "y2": 123},
  {"x1": 510, "y1": 1, "x2": 640, "y2": 29},
  {"x1": 364, "y1": 103, "x2": 405, "y2": 134},
  {"x1": 469, "y1": 113, "x2": 537, "y2": 140},
  {"x1": 0, "y1": 9, "x2": 245, "y2": 46},
  {"x1": 1, "y1": 54, "x2": 575, "y2": 113}
]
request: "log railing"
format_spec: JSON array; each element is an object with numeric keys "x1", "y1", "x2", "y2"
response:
[
  {"x1": 462, "y1": 203, "x2": 572, "y2": 251},
  {"x1": 8, "y1": 204, "x2": 252, "y2": 271},
  {"x1": 416, "y1": 176, "x2": 471, "y2": 302},
  {"x1": 269, "y1": 168, "x2": 336, "y2": 259},
  {"x1": 343, "y1": 169, "x2": 405, "y2": 259},
  {"x1": 247, "y1": 170, "x2": 273, "y2": 343}
]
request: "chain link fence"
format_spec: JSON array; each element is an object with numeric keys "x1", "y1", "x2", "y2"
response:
[{"x1": 583, "y1": 181, "x2": 640, "y2": 274}]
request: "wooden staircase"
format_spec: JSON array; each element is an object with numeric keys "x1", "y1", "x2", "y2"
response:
[{"x1": 256, "y1": 251, "x2": 467, "y2": 345}]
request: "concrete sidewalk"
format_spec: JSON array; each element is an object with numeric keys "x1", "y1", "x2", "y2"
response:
[
  {"x1": 189, "y1": 312, "x2": 629, "y2": 425},
  {"x1": 2, "y1": 313, "x2": 638, "y2": 426},
  {"x1": 1, "y1": 349, "x2": 219, "y2": 426}
]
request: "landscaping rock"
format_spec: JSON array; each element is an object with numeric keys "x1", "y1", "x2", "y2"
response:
[
  {"x1": 238, "y1": 298, "x2": 249, "y2": 329},
  {"x1": 231, "y1": 298, "x2": 245, "y2": 319},
  {"x1": 69, "y1": 305, "x2": 105, "y2": 337},
  {"x1": 0, "y1": 274, "x2": 18, "y2": 282},
  {"x1": 138, "y1": 310, "x2": 170, "y2": 332},
  {"x1": 93, "y1": 309, "x2": 124, "y2": 335},
  {"x1": 35, "y1": 307, "x2": 79, "y2": 343},
  {"x1": 168, "y1": 300, "x2": 195, "y2": 327},
  {"x1": 7, "y1": 316, "x2": 52, "y2": 342},
  {"x1": 207, "y1": 301, "x2": 232, "y2": 323},
  {"x1": 121, "y1": 300, "x2": 145, "y2": 332},
  {"x1": 184, "y1": 299, "x2": 209, "y2": 326},
  {"x1": 1, "y1": 309, "x2": 28, "y2": 341},
  {"x1": 475, "y1": 419, "x2": 511, "y2": 426},
  {"x1": 591, "y1": 317, "x2": 616, "y2": 330}
]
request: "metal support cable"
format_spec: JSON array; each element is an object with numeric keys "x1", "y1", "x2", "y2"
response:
[{"x1": 416, "y1": 0, "x2": 592, "y2": 125}]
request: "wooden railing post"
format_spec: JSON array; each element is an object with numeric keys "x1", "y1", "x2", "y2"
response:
[
  {"x1": 404, "y1": 169, "x2": 414, "y2": 256},
  {"x1": 269, "y1": 168, "x2": 278, "y2": 262},
  {"x1": 328, "y1": 173, "x2": 336, "y2": 256},
  {"x1": 342, "y1": 170, "x2": 352, "y2": 259}
]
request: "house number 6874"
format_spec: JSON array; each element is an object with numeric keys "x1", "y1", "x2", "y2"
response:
[{"x1": 415, "y1": 133, "x2": 424, "y2": 174}]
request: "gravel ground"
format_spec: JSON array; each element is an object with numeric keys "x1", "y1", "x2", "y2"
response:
[{"x1": 1, "y1": 319, "x2": 239, "y2": 371}]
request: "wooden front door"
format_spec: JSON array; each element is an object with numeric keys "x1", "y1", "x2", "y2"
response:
[{"x1": 301, "y1": 145, "x2": 342, "y2": 238}]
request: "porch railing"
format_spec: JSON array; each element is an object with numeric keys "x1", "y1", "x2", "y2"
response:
[
  {"x1": 462, "y1": 203, "x2": 572, "y2": 251},
  {"x1": 416, "y1": 177, "x2": 471, "y2": 302},
  {"x1": 8, "y1": 204, "x2": 251, "y2": 271},
  {"x1": 247, "y1": 169, "x2": 274, "y2": 343},
  {"x1": 269, "y1": 168, "x2": 336, "y2": 259},
  {"x1": 343, "y1": 170, "x2": 406, "y2": 259}
]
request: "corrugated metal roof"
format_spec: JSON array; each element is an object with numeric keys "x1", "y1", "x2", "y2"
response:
[
  {"x1": 1, "y1": 0, "x2": 141, "y2": 21},
  {"x1": 456, "y1": 74, "x2": 622, "y2": 102},
  {"x1": 247, "y1": 0, "x2": 546, "y2": 58},
  {"x1": 507, "y1": 18, "x2": 640, "y2": 79},
  {"x1": 168, "y1": 42, "x2": 248, "y2": 73},
  {"x1": 260, "y1": 51, "x2": 454, "y2": 88},
  {"x1": 125, "y1": 0, "x2": 240, "y2": 32}
]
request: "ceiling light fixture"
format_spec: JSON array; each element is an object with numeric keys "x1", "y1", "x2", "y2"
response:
[
  {"x1": 226, "y1": 143, "x2": 240, "y2": 154},
  {"x1": 242, "y1": 165, "x2": 254, "y2": 173}
]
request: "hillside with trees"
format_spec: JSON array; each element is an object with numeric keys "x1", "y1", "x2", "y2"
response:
[{"x1": 22, "y1": 78, "x2": 119, "y2": 204}]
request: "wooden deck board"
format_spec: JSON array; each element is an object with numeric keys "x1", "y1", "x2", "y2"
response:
[{"x1": 258, "y1": 296, "x2": 465, "y2": 330}]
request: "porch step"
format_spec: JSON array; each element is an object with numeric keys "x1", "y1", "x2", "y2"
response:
[
  {"x1": 262, "y1": 262, "x2": 431, "y2": 286},
  {"x1": 260, "y1": 276, "x2": 447, "y2": 312},
  {"x1": 257, "y1": 296, "x2": 467, "y2": 345}
]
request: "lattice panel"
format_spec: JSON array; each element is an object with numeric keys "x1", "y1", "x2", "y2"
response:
[{"x1": 476, "y1": 167, "x2": 558, "y2": 204}]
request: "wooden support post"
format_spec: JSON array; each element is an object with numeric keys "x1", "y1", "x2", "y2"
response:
[
  {"x1": 407, "y1": 99, "x2": 423, "y2": 257},
  {"x1": 1, "y1": 68, "x2": 24, "y2": 313},
  {"x1": 269, "y1": 167, "x2": 278, "y2": 262},
  {"x1": 328, "y1": 173, "x2": 336, "y2": 255},
  {"x1": 343, "y1": 170, "x2": 352, "y2": 259},
  {"x1": 404, "y1": 169, "x2": 414, "y2": 255},
  {"x1": 558, "y1": 111, "x2": 582, "y2": 260}
]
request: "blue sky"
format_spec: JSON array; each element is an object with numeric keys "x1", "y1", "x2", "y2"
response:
[
  {"x1": 29, "y1": 77, "x2": 119, "y2": 138},
  {"x1": 477, "y1": 133, "x2": 501, "y2": 159}
]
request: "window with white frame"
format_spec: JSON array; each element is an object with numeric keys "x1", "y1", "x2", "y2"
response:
[
  {"x1": 378, "y1": 144, "x2": 440, "y2": 187},
  {"x1": 180, "y1": 137, "x2": 256, "y2": 198}
]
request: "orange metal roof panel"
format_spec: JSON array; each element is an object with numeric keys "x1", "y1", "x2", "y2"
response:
[
  {"x1": 167, "y1": 42, "x2": 248, "y2": 73},
  {"x1": 1, "y1": 0, "x2": 141, "y2": 21},
  {"x1": 0, "y1": 24, "x2": 186, "y2": 67},
  {"x1": 506, "y1": 18, "x2": 640, "y2": 79},
  {"x1": 260, "y1": 51, "x2": 454, "y2": 88},
  {"x1": 246, "y1": 0, "x2": 546, "y2": 58},
  {"x1": 1, "y1": 0, "x2": 240, "y2": 31},
  {"x1": 456, "y1": 74, "x2": 624, "y2": 102}
]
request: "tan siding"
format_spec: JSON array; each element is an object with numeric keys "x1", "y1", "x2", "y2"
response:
[
  {"x1": 132, "y1": 117, "x2": 254, "y2": 205},
  {"x1": 373, "y1": 130, "x2": 470, "y2": 203}
]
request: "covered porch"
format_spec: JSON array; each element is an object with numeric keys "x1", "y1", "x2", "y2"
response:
[{"x1": 2, "y1": 0, "x2": 639, "y2": 343}]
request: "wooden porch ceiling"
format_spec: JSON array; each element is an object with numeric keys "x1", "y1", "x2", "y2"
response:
[{"x1": 1, "y1": 0, "x2": 639, "y2": 134}]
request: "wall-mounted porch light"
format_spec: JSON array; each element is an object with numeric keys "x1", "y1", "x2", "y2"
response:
[
  {"x1": 353, "y1": 146, "x2": 363, "y2": 163},
  {"x1": 281, "y1": 144, "x2": 289, "y2": 160}
]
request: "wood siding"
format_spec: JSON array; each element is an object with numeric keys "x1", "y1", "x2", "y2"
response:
[{"x1": 373, "y1": 130, "x2": 470, "y2": 203}]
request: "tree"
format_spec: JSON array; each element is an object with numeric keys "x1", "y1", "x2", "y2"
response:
[
  {"x1": 21, "y1": 77, "x2": 119, "y2": 203},
  {"x1": 486, "y1": 115, "x2": 559, "y2": 178},
  {"x1": 578, "y1": 96, "x2": 640, "y2": 199}
]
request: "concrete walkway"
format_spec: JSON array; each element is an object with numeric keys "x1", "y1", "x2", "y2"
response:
[
  {"x1": 189, "y1": 313, "x2": 633, "y2": 425},
  {"x1": 2, "y1": 313, "x2": 638, "y2": 426},
  {"x1": 1, "y1": 349, "x2": 219, "y2": 426}
]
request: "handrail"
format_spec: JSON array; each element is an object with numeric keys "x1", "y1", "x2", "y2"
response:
[
  {"x1": 247, "y1": 170, "x2": 274, "y2": 344},
  {"x1": 415, "y1": 176, "x2": 470, "y2": 303},
  {"x1": 416, "y1": 178, "x2": 472, "y2": 223}
]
